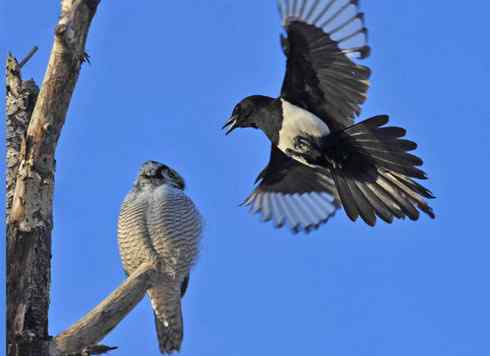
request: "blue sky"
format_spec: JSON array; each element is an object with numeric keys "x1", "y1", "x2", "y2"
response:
[{"x1": 1, "y1": 1, "x2": 489, "y2": 355}]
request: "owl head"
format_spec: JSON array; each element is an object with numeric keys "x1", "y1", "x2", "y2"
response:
[{"x1": 136, "y1": 161, "x2": 185, "y2": 190}]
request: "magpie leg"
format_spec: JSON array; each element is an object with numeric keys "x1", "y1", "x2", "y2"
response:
[{"x1": 292, "y1": 135, "x2": 322, "y2": 161}]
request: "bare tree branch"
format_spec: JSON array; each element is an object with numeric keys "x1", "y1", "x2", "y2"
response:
[
  {"x1": 19, "y1": 47, "x2": 39, "y2": 68},
  {"x1": 50, "y1": 263, "x2": 159, "y2": 355},
  {"x1": 6, "y1": 1, "x2": 101, "y2": 355}
]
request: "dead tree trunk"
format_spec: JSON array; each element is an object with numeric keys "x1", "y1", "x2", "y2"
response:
[
  {"x1": 6, "y1": 1, "x2": 101, "y2": 355},
  {"x1": 6, "y1": 49, "x2": 42, "y2": 356}
]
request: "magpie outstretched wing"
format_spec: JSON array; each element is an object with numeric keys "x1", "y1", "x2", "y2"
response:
[
  {"x1": 278, "y1": 0, "x2": 371, "y2": 131},
  {"x1": 243, "y1": 146, "x2": 340, "y2": 232}
]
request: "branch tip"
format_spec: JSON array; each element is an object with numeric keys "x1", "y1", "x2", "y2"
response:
[
  {"x1": 19, "y1": 46, "x2": 39, "y2": 68},
  {"x1": 83, "y1": 344, "x2": 118, "y2": 355}
]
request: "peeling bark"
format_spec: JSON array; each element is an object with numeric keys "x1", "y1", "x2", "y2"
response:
[
  {"x1": 6, "y1": 52, "x2": 48, "y2": 356},
  {"x1": 5, "y1": 53, "x2": 39, "y2": 219},
  {"x1": 6, "y1": 1, "x2": 100, "y2": 355}
]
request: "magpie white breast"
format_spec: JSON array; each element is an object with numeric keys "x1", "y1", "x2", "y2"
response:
[{"x1": 223, "y1": 0, "x2": 435, "y2": 232}]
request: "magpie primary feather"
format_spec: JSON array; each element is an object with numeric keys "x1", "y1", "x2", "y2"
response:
[{"x1": 223, "y1": 0, "x2": 435, "y2": 232}]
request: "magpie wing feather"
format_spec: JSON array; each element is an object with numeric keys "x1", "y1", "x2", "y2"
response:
[
  {"x1": 278, "y1": 0, "x2": 371, "y2": 131},
  {"x1": 244, "y1": 146, "x2": 339, "y2": 232}
]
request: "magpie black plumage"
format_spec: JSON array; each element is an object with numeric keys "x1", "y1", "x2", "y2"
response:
[{"x1": 223, "y1": 0, "x2": 435, "y2": 232}]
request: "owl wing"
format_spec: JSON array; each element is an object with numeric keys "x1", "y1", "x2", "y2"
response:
[
  {"x1": 146, "y1": 186, "x2": 202, "y2": 272},
  {"x1": 117, "y1": 195, "x2": 159, "y2": 275},
  {"x1": 145, "y1": 187, "x2": 202, "y2": 353}
]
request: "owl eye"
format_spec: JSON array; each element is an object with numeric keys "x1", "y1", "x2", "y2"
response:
[{"x1": 153, "y1": 167, "x2": 164, "y2": 177}]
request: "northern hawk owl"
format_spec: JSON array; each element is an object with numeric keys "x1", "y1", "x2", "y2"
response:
[{"x1": 118, "y1": 161, "x2": 202, "y2": 353}]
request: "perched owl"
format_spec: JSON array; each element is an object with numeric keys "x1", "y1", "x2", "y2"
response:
[{"x1": 118, "y1": 161, "x2": 202, "y2": 354}]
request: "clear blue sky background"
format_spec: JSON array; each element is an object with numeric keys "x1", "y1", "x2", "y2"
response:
[{"x1": 1, "y1": 1, "x2": 489, "y2": 355}]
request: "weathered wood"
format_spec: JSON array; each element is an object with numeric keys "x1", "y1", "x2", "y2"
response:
[
  {"x1": 6, "y1": 50, "x2": 42, "y2": 355},
  {"x1": 50, "y1": 263, "x2": 159, "y2": 355},
  {"x1": 5, "y1": 52, "x2": 39, "y2": 219},
  {"x1": 6, "y1": 1, "x2": 100, "y2": 355}
]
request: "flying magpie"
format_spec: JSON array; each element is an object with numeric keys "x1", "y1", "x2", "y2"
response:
[{"x1": 223, "y1": 0, "x2": 435, "y2": 232}]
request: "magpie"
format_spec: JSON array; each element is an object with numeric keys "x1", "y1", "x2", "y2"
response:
[{"x1": 223, "y1": 0, "x2": 435, "y2": 232}]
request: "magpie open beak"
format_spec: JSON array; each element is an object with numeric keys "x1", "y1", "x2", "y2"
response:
[{"x1": 222, "y1": 115, "x2": 239, "y2": 135}]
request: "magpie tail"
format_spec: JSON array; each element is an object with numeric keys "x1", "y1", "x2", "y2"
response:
[{"x1": 322, "y1": 115, "x2": 435, "y2": 226}]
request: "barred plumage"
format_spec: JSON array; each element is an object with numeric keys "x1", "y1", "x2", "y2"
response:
[{"x1": 117, "y1": 161, "x2": 202, "y2": 354}]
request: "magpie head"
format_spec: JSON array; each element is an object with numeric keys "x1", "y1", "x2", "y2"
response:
[
  {"x1": 136, "y1": 160, "x2": 186, "y2": 190},
  {"x1": 223, "y1": 95, "x2": 273, "y2": 135}
]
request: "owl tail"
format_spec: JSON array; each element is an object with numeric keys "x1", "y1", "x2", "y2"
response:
[{"x1": 148, "y1": 286, "x2": 183, "y2": 354}]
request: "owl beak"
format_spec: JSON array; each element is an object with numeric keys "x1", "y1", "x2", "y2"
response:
[{"x1": 222, "y1": 115, "x2": 239, "y2": 135}]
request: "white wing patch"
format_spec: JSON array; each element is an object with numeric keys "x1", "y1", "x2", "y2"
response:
[
  {"x1": 278, "y1": 99, "x2": 330, "y2": 164},
  {"x1": 246, "y1": 191, "x2": 337, "y2": 233}
]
